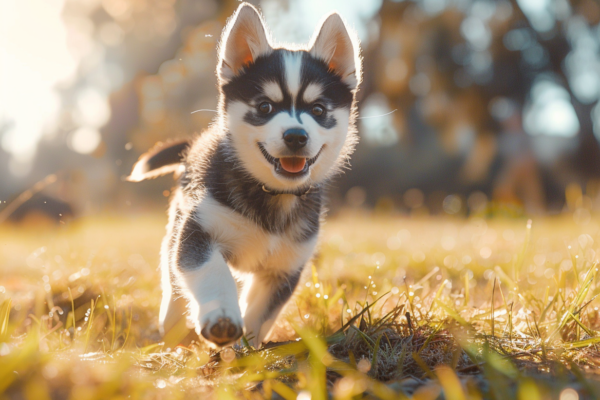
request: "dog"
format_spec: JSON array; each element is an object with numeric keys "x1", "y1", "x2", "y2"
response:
[{"x1": 128, "y1": 3, "x2": 361, "y2": 347}]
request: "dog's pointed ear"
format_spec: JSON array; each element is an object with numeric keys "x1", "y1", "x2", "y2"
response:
[
  {"x1": 218, "y1": 4, "x2": 272, "y2": 83},
  {"x1": 310, "y1": 13, "x2": 361, "y2": 91}
]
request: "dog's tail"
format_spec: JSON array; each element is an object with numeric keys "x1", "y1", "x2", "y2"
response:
[{"x1": 127, "y1": 139, "x2": 191, "y2": 182}]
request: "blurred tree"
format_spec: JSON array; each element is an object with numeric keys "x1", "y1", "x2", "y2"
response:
[
  {"x1": 11, "y1": 0, "x2": 241, "y2": 215},
  {"x1": 337, "y1": 0, "x2": 600, "y2": 213},
  {"x1": 3, "y1": 0, "x2": 600, "y2": 217}
]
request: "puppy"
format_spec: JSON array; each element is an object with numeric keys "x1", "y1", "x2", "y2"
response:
[{"x1": 129, "y1": 3, "x2": 361, "y2": 347}]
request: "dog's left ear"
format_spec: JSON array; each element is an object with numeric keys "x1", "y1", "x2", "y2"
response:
[
  {"x1": 310, "y1": 13, "x2": 361, "y2": 91},
  {"x1": 219, "y1": 4, "x2": 272, "y2": 83}
]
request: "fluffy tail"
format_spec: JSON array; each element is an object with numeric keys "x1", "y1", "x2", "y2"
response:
[{"x1": 127, "y1": 140, "x2": 191, "y2": 182}]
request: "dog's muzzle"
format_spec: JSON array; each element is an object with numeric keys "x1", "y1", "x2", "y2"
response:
[{"x1": 257, "y1": 142, "x2": 324, "y2": 179}]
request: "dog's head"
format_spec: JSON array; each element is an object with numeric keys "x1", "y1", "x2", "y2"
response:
[{"x1": 217, "y1": 4, "x2": 361, "y2": 192}]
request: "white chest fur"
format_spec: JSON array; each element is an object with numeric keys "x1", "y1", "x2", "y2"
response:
[{"x1": 194, "y1": 195, "x2": 318, "y2": 275}]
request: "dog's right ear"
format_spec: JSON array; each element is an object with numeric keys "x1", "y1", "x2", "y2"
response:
[
  {"x1": 218, "y1": 4, "x2": 272, "y2": 84},
  {"x1": 127, "y1": 140, "x2": 190, "y2": 182}
]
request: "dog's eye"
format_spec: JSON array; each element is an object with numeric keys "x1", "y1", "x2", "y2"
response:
[
  {"x1": 311, "y1": 104, "x2": 325, "y2": 116},
  {"x1": 258, "y1": 102, "x2": 273, "y2": 114}
]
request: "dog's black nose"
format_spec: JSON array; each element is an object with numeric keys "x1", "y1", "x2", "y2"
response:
[{"x1": 283, "y1": 128, "x2": 308, "y2": 151}]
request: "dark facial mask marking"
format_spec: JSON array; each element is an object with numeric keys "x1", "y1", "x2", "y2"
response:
[{"x1": 223, "y1": 50, "x2": 353, "y2": 129}]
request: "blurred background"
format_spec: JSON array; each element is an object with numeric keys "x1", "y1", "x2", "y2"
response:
[{"x1": 2, "y1": 0, "x2": 600, "y2": 224}]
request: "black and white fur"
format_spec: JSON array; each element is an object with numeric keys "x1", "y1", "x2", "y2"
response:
[{"x1": 129, "y1": 3, "x2": 361, "y2": 347}]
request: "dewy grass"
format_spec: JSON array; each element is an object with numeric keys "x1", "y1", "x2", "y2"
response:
[{"x1": 1, "y1": 213, "x2": 600, "y2": 399}]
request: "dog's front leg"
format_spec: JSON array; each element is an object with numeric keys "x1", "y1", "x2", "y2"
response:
[
  {"x1": 175, "y1": 215, "x2": 243, "y2": 346},
  {"x1": 240, "y1": 268, "x2": 303, "y2": 347}
]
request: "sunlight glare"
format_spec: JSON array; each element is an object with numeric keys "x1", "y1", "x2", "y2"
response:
[
  {"x1": 524, "y1": 79, "x2": 579, "y2": 138},
  {"x1": 559, "y1": 388, "x2": 579, "y2": 400},
  {"x1": 0, "y1": 0, "x2": 77, "y2": 169},
  {"x1": 69, "y1": 127, "x2": 101, "y2": 154}
]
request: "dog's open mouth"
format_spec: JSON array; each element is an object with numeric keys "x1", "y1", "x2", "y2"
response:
[{"x1": 258, "y1": 143, "x2": 323, "y2": 178}]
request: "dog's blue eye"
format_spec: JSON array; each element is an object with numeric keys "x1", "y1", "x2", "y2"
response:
[
  {"x1": 312, "y1": 104, "x2": 325, "y2": 116},
  {"x1": 258, "y1": 102, "x2": 273, "y2": 114}
]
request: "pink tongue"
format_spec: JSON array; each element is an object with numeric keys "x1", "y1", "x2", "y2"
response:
[{"x1": 280, "y1": 157, "x2": 307, "y2": 173}]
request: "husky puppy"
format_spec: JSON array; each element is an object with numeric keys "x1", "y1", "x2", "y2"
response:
[{"x1": 129, "y1": 3, "x2": 361, "y2": 347}]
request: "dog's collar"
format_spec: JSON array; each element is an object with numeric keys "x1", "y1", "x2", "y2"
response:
[{"x1": 261, "y1": 184, "x2": 316, "y2": 197}]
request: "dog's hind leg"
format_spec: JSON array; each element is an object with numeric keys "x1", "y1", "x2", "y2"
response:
[
  {"x1": 174, "y1": 213, "x2": 243, "y2": 347},
  {"x1": 240, "y1": 267, "x2": 303, "y2": 347},
  {"x1": 158, "y1": 194, "x2": 189, "y2": 336},
  {"x1": 158, "y1": 263, "x2": 189, "y2": 336}
]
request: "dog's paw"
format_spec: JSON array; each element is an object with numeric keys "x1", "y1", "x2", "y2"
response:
[
  {"x1": 200, "y1": 314, "x2": 243, "y2": 347},
  {"x1": 242, "y1": 319, "x2": 270, "y2": 349}
]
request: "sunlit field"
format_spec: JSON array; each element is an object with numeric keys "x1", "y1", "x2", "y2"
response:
[{"x1": 2, "y1": 211, "x2": 600, "y2": 399}]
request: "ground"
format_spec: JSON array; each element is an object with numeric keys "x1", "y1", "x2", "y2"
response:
[{"x1": 1, "y1": 211, "x2": 600, "y2": 399}]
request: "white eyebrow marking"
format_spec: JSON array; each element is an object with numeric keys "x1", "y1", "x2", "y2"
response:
[
  {"x1": 302, "y1": 83, "x2": 323, "y2": 104},
  {"x1": 263, "y1": 81, "x2": 283, "y2": 102},
  {"x1": 283, "y1": 52, "x2": 302, "y2": 101}
]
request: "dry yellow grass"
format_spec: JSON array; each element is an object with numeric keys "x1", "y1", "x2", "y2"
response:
[{"x1": 1, "y1": 211, "x2": 600, "y2": 399}]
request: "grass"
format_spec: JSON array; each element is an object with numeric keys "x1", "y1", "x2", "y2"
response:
[{"x1": 2, "y1": 210, "x2": 600, "y2": 399}]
